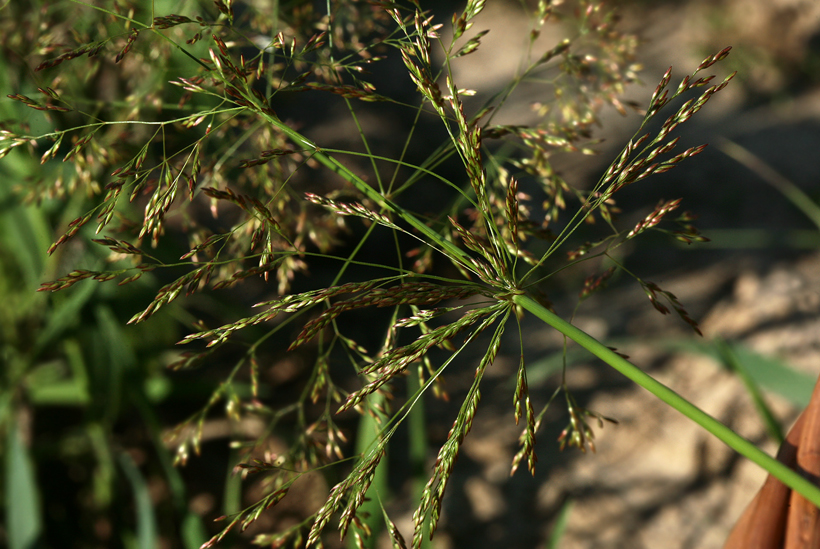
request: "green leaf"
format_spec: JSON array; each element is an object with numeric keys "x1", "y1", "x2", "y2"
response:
[
  {"x1": 519, "y1": 347, "x2": 590, "y2": 387},
  {"x1": 88, "y1": 423, "x2": 115, "y2": 509},
  {"x1": 716, "y1": 338, "x2": 784, "y2": 444},
  {"x1": 5, "y1": 419, "x2": 42, "y2": 549},
  {"x1": 0, "y1": 203, "x2": 50, "y2": 293},
  {"x1": 349, "y1": 390, "x2": 389, "y2": 549},
  {"x1": 223, "y1": 447, "x2": 242, "y2": 517},
  {"x1": 26, "y1": 380, "x2": 89, "y2": 405},
  {"x1": 93, "y1": 304, "x2": 136, "y2": 421},
  {"x1": 119, "y1": 452, "x2": 159, "y2": 549},
  {"x1": 645, "y1": 337, "x2": 815, "y2": 408},
  {"x1": 722, "y1": 343, "x2": 815, "y2": 408},
  {"x1": 181, "y1": 511, "x2": 208, "y2": 549},
  {"x1": 32, "y1": 277, "x2": 98, "y2": 358},
  {"x1": 24, "y1": 352, "x2": 90, "y2": 406},
  {"x1": 547, "y1": 498, "x2": 574, "y2": 549}
]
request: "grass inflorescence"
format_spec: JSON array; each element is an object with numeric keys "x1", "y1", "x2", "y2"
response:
[{"x1": 5, "y1": 1, "x2": 807, "y2": 548}]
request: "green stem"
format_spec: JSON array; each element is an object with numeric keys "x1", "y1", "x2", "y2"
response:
[
  {"x1": 513, "y1": 293, "x2": 820, "y2": 507},
  {"x1": 260, "y1": 113, "x2": 470, "y2": 264}
]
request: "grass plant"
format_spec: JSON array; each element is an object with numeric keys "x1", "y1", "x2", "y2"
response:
[{"x1": 2, "y1": 0, "x2": 816, "y2": 547}]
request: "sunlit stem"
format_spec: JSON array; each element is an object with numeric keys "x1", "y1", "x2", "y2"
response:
[{"x1": 513, "y1": 293, "x2": 820, "y2": 508}]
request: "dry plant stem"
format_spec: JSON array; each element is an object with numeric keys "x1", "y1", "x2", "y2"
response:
[
  {"x1": 725, "y1": 375, "x2": 820, "y2": 548},
  {"x1": 723, "y1": 413, "x2": 802, "y2": 549},
  {"x1": 785, "y1": 376, "x2": 820, "y2": 547},
  {"x1": 512, "y1": 294, "x2": 820, "y2": 509}
]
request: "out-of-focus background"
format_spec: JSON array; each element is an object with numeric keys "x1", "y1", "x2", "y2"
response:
[{"x1": 2, "y1": 1, "x2": 820, "y2": 548}]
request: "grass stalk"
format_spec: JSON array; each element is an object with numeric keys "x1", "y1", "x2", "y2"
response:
[{"x1": 513, "y1": 293, "x2": 820, "y2": 507}]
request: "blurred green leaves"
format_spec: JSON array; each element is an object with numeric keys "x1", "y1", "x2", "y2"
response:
[
  {"x1": 5, "y1": 419, "x2": 42, "y2": 549},
  {"x1": 0, "y1": 99, "x2": 205, "y2": 549}
]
